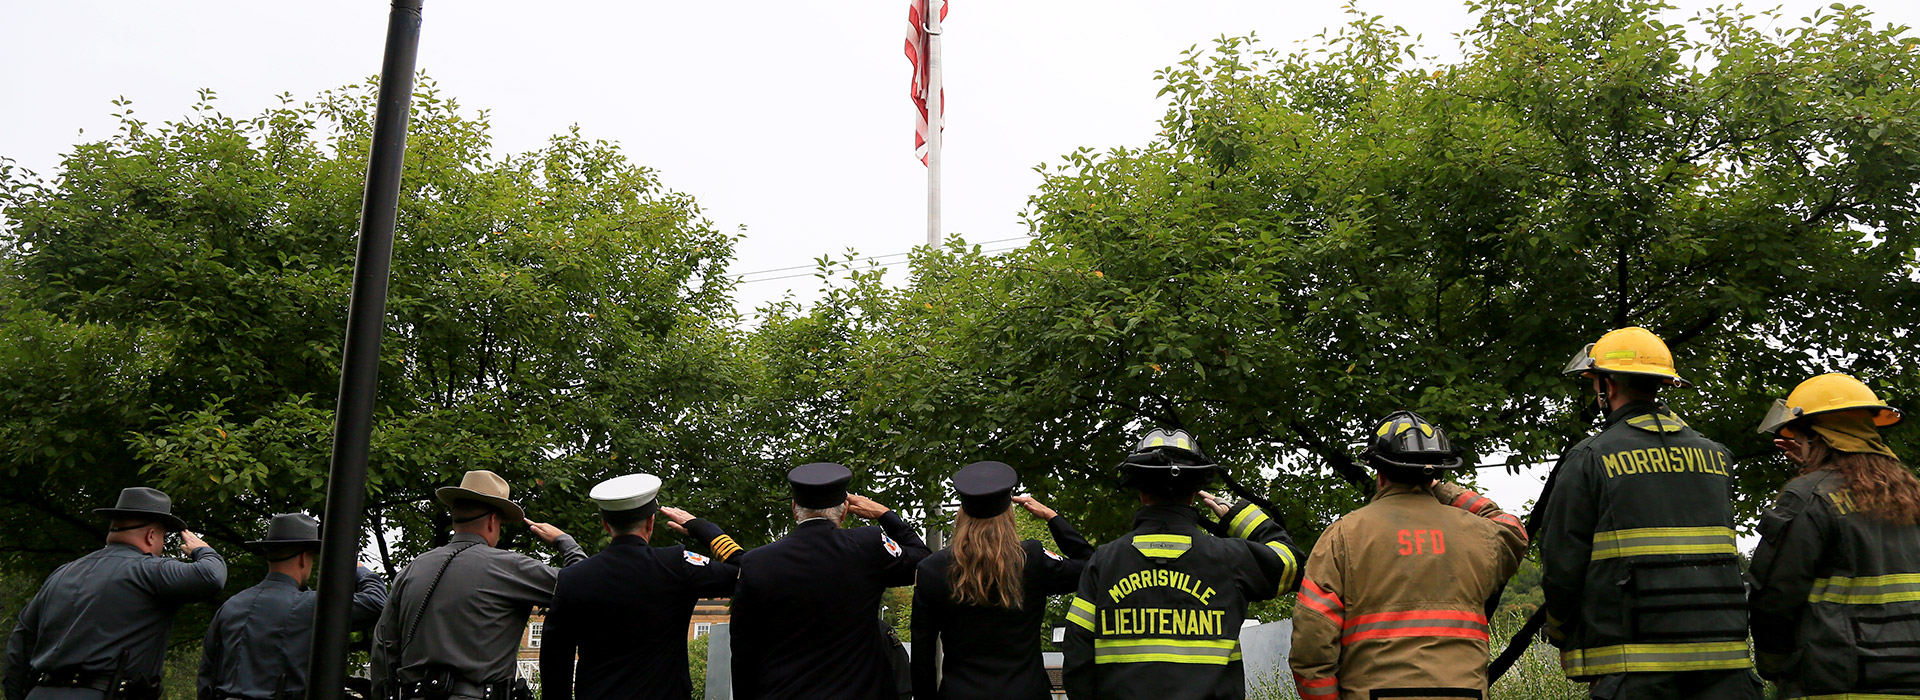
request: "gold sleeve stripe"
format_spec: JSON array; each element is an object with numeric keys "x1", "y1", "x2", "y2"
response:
[{"x1": 710, "y1": 535, "x2": 742, "y2": 560}]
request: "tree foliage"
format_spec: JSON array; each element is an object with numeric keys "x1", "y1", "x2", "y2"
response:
[
  {"x1": 0, "y1": 79, "x2": 751, "y2": 579},
  {"x1": 751, "y1": 0, "x2": 1920, "y2": 545}
]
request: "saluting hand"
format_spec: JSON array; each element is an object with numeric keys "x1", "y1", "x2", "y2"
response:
[
  {"x1": 660, "y1": 506, "x2": 695, "y2": 535},
  {"x1": 1197, "y1": 491, "x2": 1232, "y2": 518},
  {"x1": 1011, "y1": 495, "x2": 1057, "y2": 520},
  {"x1": 523, "y1": 519, "x2": 569, "y2": 545},
  {"x1": 1775, "y1": 438, "x2": 1809, "y2": 465},
  {"x1": 845, "y1": 494, "x2": 890, "y2": 519},
  {"x1": 178, "y1": 529, "x2": 210, "y2": 554}
]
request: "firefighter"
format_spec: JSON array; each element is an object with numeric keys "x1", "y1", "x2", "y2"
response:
[
  {"x1": 1288, "y1": 411, "x2": 1527, "y2": 700},
  {"x1": 1061, "y1": 429, "x2": 1304, "y2": 700},
  {"x1": 1750, "y1": 373, "x2": 1920, "y2": 699},
  {"x1": 1540, "y1": 327, "x2": 1760, "y2": 699}
]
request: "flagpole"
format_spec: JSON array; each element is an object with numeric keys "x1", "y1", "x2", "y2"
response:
[{"x1": 924, "y1": 1, "x2": 943, "y2": 248}]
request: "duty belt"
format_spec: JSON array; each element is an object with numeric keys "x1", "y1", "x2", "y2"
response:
[
  {"x1": 33, "y1": 670, "x2": 161, "y2": 700},
  {"x1": 398, "y1": 677, "x2": 525, "y2": 700}
]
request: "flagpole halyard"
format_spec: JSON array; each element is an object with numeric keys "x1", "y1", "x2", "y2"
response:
[{"x1": 925, "y1": 2, "x2": 943, "y2": 249}]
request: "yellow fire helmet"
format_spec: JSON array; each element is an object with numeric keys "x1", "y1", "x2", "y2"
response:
[
  {"x1": 1561, "y1": 327, "x2": 1691, "y2": 388},
  {"x1": 1757, "y1": 372, "x2": 1904, "y2": 436}
]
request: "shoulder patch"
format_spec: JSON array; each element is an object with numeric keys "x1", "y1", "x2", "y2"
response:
[
  {"x1": 881, "y1": 534, "x2": 903, "y2": 558},
  {"x1": 683, "y1": 551, "x2": 710, "y2": 567},
  {"x1": 1044, "y1": 549, "x2": 1066, "y2": 561}
]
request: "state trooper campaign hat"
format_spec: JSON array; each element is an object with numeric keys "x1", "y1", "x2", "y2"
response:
[
  {"x1": 435, "y1": 470, "x2": 527, "y2": 522},
  {"x1": 591, "y1": 473, "x2": 663, "y2": 519},
  {"x1": 789, "y1": 462, "x2": 853, "y2": 509},
  {"x1": 247, "y1": 513, "x2": 323, "y2": 549},
  {"x1": 953, "y1": 461, "x2": 1018, "y2": 519},
  {"x1": 95, "y1": 487, "x2": 188, "y2": 532}
]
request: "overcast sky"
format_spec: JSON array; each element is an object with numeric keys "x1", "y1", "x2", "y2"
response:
[{"x1": 5, "y1": 0, "x2": 1917, "y2": 521}]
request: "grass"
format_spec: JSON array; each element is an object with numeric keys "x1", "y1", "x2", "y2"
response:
[{"x1": 1246, "y1": 610, "x2": 1586, "y2": 700}]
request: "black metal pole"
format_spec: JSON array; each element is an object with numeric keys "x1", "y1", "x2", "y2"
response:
[{"x1": 308, "y1": 3, "x2": 423, "y2": 700}]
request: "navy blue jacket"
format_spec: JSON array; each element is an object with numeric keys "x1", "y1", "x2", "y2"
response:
[{"x1": 729, "y1": 512, "x2": 930, "y2": 700}]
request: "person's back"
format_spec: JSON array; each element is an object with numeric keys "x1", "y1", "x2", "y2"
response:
[
  {"x1": 1290, "y1": 483, "x2": 1524, "y2": 698},
  {"x1": 4, "y1": 488, "x2": 225, "y2": 700},
  {"x1": 910, "y1": 464, "x2": 1093, "y2": 700},
  {"x1": 1750, "y1": 374, "x2": 1920, "y2": 699},
  {"x1": 370, "y1": 471, "x2": 583, "y2": 700},
  {"x1": 728, "y1": 463, "x2": 929, "y2": 700}
]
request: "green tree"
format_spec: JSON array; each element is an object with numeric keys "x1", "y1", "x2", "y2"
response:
[
  {"x1": 0, "y1": 78, "x2": 753, "y2": 582},
  {"x1": 749, "y1": 0, "x2": 1920, "y2": 547}
]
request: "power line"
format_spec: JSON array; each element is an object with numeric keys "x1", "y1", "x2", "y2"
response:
[
  {"x1": 730, "y1": 235, "x2": 1035, "y2": 281},
  {"x1": 736, "y1": 243, "x2": 1029, "y2": 284}
]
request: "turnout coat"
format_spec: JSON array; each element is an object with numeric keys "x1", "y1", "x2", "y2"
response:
[
  {"x1": 728, "y1": 511, "x2": 931, "y2": 700},
  {"x1": 1750, "y1": 470, "x2": 1920, "y2": 698},
  {"x1": 909, "y1": 515, "x2": 1095, "y2": 700},
  {"x1": 1061, "y1": 501, "x2": 1303, "y2": 700},
  {"x1": 1287, "y1": 482, "x2": 1526, "y2": 700}
]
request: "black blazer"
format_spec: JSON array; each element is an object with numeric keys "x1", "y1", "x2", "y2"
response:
[
  {"x1": 730, "y1": 511, "x2": 931, "y2": 700},
  {"x1": 540, "y1": 522, "x2": 740, "y2": 700},
  {"x1": 909, "y1": 516, "x2": 1095, "y2": 700}
]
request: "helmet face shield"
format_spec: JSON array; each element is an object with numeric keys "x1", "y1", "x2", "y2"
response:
[
  {"x1": 1563, "y1": 343, "x2": 1598, "y2": 377},
  {"x1": 1757, "y1": 399, "x2": 1803, "y2": 436},
  {"x1": 1123, "y1": 428, "x2": 1214, "y2": 468}
]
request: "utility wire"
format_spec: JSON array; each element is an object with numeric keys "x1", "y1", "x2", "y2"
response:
[
  {"x1": 730, "y1": 235, "x2": 1035, "y2": 281},
  {"x1": 737, "y1": 243, "x2": 1029, "y2": 284}
]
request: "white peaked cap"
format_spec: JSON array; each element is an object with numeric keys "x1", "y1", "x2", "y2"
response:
[{"x1": 590, "y1": 473, "x2": 662, "y2": 512}]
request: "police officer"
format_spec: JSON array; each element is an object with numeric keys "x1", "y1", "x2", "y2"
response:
[
  {"x1": 371, "y1": 471, "x2": 586, "y2": 700},
  {"x1": 1288, "y1": 412, "x2": 1527, "y2": 700},
  {"x1": 910, "y1": 461, "x2": 1095, "y2": 700},
  {"x1": 4, "y1": 487, "x2": 227, "y2": 700},
  {"x1": 1061, "y1": 429, "x2": 1304, "y2": 700},
  {"x1": 1750, "y1": 373, "x2": 1920, "y2": 698},
  {"x1": 728, "y1": 463, "x2": 932, "y2": 700},
  {"x1": 539, "y1": 473, "x2": 747, "y2": 700},
  {"x1": 1541, "y1": 328, "x2": 1759, "y2": 699},
  {"x1": 198, "y1": 513, "x2": 388, "y2": 700}
]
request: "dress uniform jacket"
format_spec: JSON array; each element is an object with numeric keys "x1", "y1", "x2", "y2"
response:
[
  {"x1": 728, "y1": 511, "x2": 931, "y2": 700},
  {"x1": 1062, "y1": 501, "x2": 1303, "y2": 700},
  {"x1": 909, "y1": 515, "x2": 1096, "y2": 700},
  {"x1": 3, "y1": 543, "x2": 227, "y2": 700},
  {"x1": 539, "y1": 520, "x2": 744, "y2": 700},
  {"x1": 1539, "y1": 401, "x2": 1758, "y2": 697},
  {"x1": 1288, "y1": 482, "x2": 1527, "y2": 700},
  {"x1": 1750, "y1": 469, "x2": 1920, "y2": 698},
  {"x1": 197, "y1": 566, "x2": 388, "y2": 700},
  {"x1": 370, "y1": 534, "x2": 586, "y2": 700}
]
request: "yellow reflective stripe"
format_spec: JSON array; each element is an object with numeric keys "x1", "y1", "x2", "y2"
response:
[
  {"x1": 1808, "y1": 573, "x2": 1920, "y2": 604},
  {"x1": 1093, "y1": 637, "x2": 1238, "y2": 665},
  {"x1": 1266, "y1": 541, "x2": 1299, "y2": 591},
  {"x1": 1560, "y1": 641, "x2": 1753, "y2": 676},
  {"x1": 1627, "y1": 413, "x2": 1688, "y2": 432},
  {"x1": 1229, "y1": 505, "x2": 1269, "y2": 539},
  {"x1": 1133, "y1": 534, "x2": 1192, "y2": 559},
  {"x1": 1590, "y1": 526, "x2": 1737, "y2": 560},
  {"x1": 1067, "y1": 597, "x2": 1096, "y2": 631}
]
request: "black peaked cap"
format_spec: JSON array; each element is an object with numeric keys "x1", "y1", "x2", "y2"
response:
[
  {"x1": 789, "y1": 462, "x2": 853, "y2": 509},
  {"x1": 954, "y1": 461, "x2": 1018, "y2": 519}
]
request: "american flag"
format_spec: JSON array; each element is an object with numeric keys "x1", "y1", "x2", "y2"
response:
[{"x1": 905, "y1": 0, "x2": 946, "y2": 165}]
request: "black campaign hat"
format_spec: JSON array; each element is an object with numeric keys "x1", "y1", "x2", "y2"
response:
[
  {"x1": 953, "y1": 461, "x2": 1018, "y2": 519},
  {"x1": 789, "y1": 462, "x2": 853, "y2": 509},
  {"x1": 247, "y1": 513, "x2": 323, "y2": 549},
  {"x1": 94, "y1": 487, "x2": 188, "y2": 532}
]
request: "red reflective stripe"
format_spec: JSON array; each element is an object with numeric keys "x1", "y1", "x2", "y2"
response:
[
  {"x1": 1343, "y1": 609, "x2": 1487, "y2": 627},
  {"x1": 1297, "y1": 590, "x2": 1344, "y2": 625},
  {"x1": 1343, "y1": 626, "x2": 1491, "y2": 643},
  {"x1": 1492, "y1": 513, "x2": 1525, "y2": 537},
  {"x1": 1293, "y1": 673, "x2": 1339, "y2": 697},
  {"x1": 1302, "y1": 577, "x2": 1343, "y2": 606},
  {"x1": 1450, "y1": 491, "x2": 1476, "y2": 508}
]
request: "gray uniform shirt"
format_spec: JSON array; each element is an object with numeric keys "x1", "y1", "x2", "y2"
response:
[
  {"x1": 197, "y1": 567, "x2": 387, "y2": 700},
  {"x1": 370, "y1": 533, "x2": 584, "y2": 697},
  {"x1": 3, "y1": 544, "x2": 227, "y2": 700}
]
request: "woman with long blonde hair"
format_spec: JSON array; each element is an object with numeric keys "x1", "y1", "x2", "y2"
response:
[
  {"x1": 909, "y1": 461, "x2": 1094, "y2": 700},
  {"x1": 1750, "y1": 373, "x2": 1920, "y2": 699}
]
